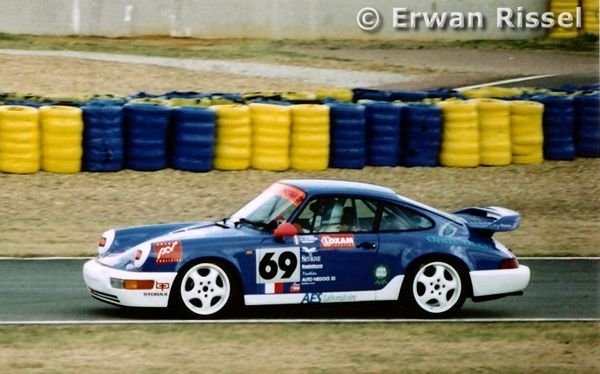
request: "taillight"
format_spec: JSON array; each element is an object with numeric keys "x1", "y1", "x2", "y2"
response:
[
  {"x1": 135, "y1": 250, "x2": 142, "y2": 260},
  {"x1": 500, "y1": 258, "x2": 519, "y2": 269},
  {"x1": 99, "y1": 237, "x2": 107, "y2": 247}
]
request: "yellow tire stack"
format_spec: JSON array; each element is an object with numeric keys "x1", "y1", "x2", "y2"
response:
[
  {"x1": 548, "y1": 0, "x2": 580, "y2": 38},
  {"x1": 473, "y1": 99, "x2": 512, "y2": 166},
  {"x1": 582, "y1": 0, "x2": 599, "y2": 34},
  {"x1": 40, "y1": 106, "x2": 83, "y2": 173},
  {"x1": 290, "y1": 104, "x2": 330, "y2": 171},
  {"x1": 315, "y1": 88, "x2": 354, "y2": 103},
  {"x1": 212, "y1": 105, "x2": 252, "y2": 171},
  {"x1": 281, "y1": 91, "x2": 317, "y2": 103},
  {"x1": 0, "y1": 106, "x2": 40, "y2": 174},
  {"x1": 510, "y1": 101, "x2": 545, "y2": 164},
  {"x1": 249, "y1": 103, "x2": 291, "y2": 171},
  {"x1": 437, "y1": 100, "x2": 480, "y2": 167}
]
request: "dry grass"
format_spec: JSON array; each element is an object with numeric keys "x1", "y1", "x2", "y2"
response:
[
  {"x1": 0, "y1": 323, "x2": 598, "y2": 373},
  {"x1": 0, "y1": 158, "x2": 598, "y2": 258}
]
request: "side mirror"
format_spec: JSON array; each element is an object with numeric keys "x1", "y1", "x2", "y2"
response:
[{"x1": 273, "y1": 222, "x2": 298, "y2": 239}]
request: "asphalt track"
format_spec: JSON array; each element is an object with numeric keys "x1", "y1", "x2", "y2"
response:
[{"x1": 0, "y1": 258, "x2": 597, "y2": 324}]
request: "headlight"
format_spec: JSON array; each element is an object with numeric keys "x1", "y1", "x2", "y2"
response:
[{"x1": 98, "y1": 229, "x2": 115, "y2": 255}]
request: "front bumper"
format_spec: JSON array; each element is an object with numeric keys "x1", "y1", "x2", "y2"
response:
[
  {"x1": 82, "y1": 259, "x2": 177, "y2": 308},
  {"x1": 469, "y1": 265, "x2": 530, "y2": 298}
]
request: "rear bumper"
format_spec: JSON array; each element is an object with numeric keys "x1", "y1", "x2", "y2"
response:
[
  {"x1": 82, "y1": 259, "x2": 177, "y2": 308},
  {"x1": 469, "y1": 265, "x2": 530, "y2": 298}
]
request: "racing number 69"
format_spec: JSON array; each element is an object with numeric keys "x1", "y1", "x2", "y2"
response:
[{"x1": 256, "y1": 248, "x2": 300, "y2": 283}]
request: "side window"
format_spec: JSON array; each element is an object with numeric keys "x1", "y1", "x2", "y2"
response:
[
  {"x1": 295, "y1": 197, "x2": 377, "y2": 233},
  {"x1": 379, "y1": 203, "x2": 433, "y2": 231}
]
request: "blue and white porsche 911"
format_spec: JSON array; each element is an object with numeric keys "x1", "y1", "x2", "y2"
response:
[{"x1": 83, "y1": 179, "x2": 530, "y2": 318}]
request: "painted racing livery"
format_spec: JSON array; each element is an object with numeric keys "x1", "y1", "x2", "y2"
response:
[{"x1": 83, "y1": 179, "x2": 530, "y2": 318}]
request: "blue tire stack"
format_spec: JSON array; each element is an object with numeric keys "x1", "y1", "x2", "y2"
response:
[
  {"x1": 402, "y1": 104, "x2": 443, "y2": 166},
  {"x1": 532, "y1": 95, "x2": 576, "y2": 160},
  {"x1": 364, "y1": 102, "x2": 404, "y2": 166},
  {"x1": 328, "y1": 103, "x2": 367, "y2": 169},
  {"x1": 124, "y1": 104, "x2": 172, "y2": 171},
  {"x1": 170, "y1": 107, "x2": 216, "y2": 172},
  {"x1": 389, "y1": 90, "x2": 429, "y2": 102},
  {"x1": 81, "y1": 103, "x2": 125, "y2": 172},
  {"x1": 574, "y1": 93, "x2": 600, "y2": 157},
  {"x1": 352, "y1": 89, "x2": 393, "y2": 102}
]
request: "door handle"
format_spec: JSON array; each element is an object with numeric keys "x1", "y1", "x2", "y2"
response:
[{"x1": 357, "y1": 241, "x2": 377, "y2": 250}]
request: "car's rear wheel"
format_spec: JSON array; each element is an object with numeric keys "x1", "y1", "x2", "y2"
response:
[
  {"x1": 173, "y1": 261, "x2": 238, "y2": 318},
  {"x1": 404, "y1": 260, "x2": 467, "y2": 318}
]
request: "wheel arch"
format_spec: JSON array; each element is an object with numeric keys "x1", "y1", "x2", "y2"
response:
[
  {"x1": 401, "y1": 253, "x2": 473, "y2": 299},
  {"x1": 169, "y1": 256, "x2": 244, "y2": 308}
]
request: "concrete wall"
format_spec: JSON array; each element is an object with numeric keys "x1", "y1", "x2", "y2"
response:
[{"x1": 0, "y1": 0, "x2": 548, "y2": 40}]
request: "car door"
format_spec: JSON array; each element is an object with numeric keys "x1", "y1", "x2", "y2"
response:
[{"x1": 288, "y1": 196, "x2": 380, "y2": 294}]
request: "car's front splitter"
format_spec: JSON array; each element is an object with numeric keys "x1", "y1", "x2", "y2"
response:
[{"x1": 83, "y1": 259, "x2": 177, "y2": 308}]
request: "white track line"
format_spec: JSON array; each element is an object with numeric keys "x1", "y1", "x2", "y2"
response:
[
  {"x1": 456, "y1": 74, "x2": 559, "y2": 91},
  {"x1": 0, "y1": 318, "x2": 598, "y2": 325}
]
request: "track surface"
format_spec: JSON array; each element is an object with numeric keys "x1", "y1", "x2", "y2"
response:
[{"x1": 0, "y1": 259, "x2": 597, "y2": 323}]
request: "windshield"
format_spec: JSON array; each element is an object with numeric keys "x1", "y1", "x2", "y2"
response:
[{"x1": 230, "y1": 183, "x2": 306, "y2": 231}]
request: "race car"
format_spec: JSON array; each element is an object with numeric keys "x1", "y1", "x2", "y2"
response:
[{"x1": 83, "y1": 179, "x2": 530, "y2": 318}]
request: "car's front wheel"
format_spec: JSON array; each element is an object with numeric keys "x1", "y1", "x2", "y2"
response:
[
  {"x1": 404, "y1": 259, "x2": 467, "y2": 318},
  {"x1": 173, "y1": 261, "x2": 238, "y2": 318}
]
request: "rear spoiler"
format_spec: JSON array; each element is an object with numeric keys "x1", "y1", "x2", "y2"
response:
[{"x1": 452, "y1": 206, "x2": 520, "y2": 233}]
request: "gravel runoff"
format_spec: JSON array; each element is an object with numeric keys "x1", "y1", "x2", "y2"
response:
[{"x1": 0, "y1": 48, "x2": 414, "y2": 88}]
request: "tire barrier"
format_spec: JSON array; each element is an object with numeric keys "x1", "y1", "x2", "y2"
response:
[
  {"x1": 437, "y1": 100, "x2": 480, "y2": 167},
  {"x1": 123, "y1": 104, "x2": 172, "y2": 171},
  {"x1": 582, "y1": 0, "x2": 599, "y2": 35},
  {"x1": 290, "y1": 104, "x2": 330, "y2": 171},
  {"x1": 212, "y1": 104, "x2": 252, "y2": 171},
  {"x1": 574, "y1": 93, "x2": 600, "y2": 157},
  {"x1": 40, "y1": 106, "x2": 84, "y2": 173},
  {"x1": 510, "y1": 101, "x2": 545, "y2": 164},
  {"x1": 1, "y1": 87, "x2": 598, "y2": 175},
  {"x1": 472, "y1": 99, "x2": 512, "y2": 166},
  {"x1": 327, "y1": 102, "x2": 367, "y2": 169},
  {"x1": 249, "y1": 103, "x2": 291, "y2": 171},
  {"x1": 532, "y1": 95, "x2": 576, "y2": 160},
  {"x1": 315, "y1": 88, "x2": 353, "y2": 103},
  {"x1": 171, "y1": 107, "x2": 216, "y2": 172},
  {"x1": 548, "y1": 0, "x2": 580, "y2": 38},
  {"x1": 352, "y1": 88, "x2": 393, "y2": 102},
  {"x1": 81, "y1": 104, "x2": 124, "y2": 172},
  {"x1": 402, "y1": 104, "x2": 443, "y2": 167},
  {"x1": 363, "y1": 101, "x2": 404, "y2": 167},
  {"x1": 389, "y1": 90, "x2": 429, "y2": 102},
  {"x1": 0, "y1": 106, "x2": 40, "y2": 174}
]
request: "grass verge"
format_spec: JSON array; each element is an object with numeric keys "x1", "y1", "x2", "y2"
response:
[{"x1": 0, "y1": 322, "x2": 598, "y2": 372}]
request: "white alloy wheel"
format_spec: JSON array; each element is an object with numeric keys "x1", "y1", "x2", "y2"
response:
[
  {"x1": 179, "y1": 263, "x2": 231, "y2": 316},
  {"x1": 411, "y1": 261, "x2": 463, "y2": 315}
]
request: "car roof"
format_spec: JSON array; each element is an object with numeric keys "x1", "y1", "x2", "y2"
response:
[{"x1": 278, "y1": 179, "x2": 400, "y2": 201}]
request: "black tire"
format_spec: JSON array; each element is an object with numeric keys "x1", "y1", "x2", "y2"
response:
[
  {"x1": 402, "y1": 259, "x2": 468, "y2": 318},
  {"x1": 171, "y1": 260, "x2": 240, "y2": 318}
]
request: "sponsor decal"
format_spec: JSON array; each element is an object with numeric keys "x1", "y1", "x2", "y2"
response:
[
  {"x1": 156, "y1": 282, "x2": 170, "y2": 291},
  {"x1": 301, "y1": 276, "x2": 336, "y2": 284},
  {"x1": 153, "y1": 241, "x2": 183, "y2": 264},
  {"x1": 270, "y1": 184, "x2": 306, "y2": 206},
  {"x1": 290, "y1": 283, "x2": 301, "y2": 293},
  {"x1": 301, "y1": 292, "x2": 358, "y2": 304},
  {"x1": 143, "y1": 291, "x2": 168, "y2": 297},
  {"x1": 319, "y1": 234, "x2": 355, "y2": 249},
  {"x1": 373, "y1": 264, "x2": 390, "y2": 286},
  {"x1": 294, "y1": 235, "x2": 319, "y2": 245},
  {"x1": 301, "y1": 246, "x2": 318, "y2": 254},
  {"x1": 438, "y1": 222, "x2": 458, "y2": 237},
  {"x1": 426, "y1": 236, "x2": 494, "y2": 250}
]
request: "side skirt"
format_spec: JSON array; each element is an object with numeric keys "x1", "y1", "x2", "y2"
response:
[{"x1": 244, "y1": 276, "x2": 404, "y2": 306}]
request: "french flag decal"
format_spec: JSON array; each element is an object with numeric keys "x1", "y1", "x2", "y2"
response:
[{"x1": 264, "y1": 283, "x2": 284, "y2": 294}]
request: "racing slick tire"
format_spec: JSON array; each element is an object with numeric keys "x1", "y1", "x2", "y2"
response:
[
  {"x1": 402, "y1": 259, "x2": 469, "y2": 318},
  {"x1": 171, "y1": 260, "x2": 240, "y2": 318}
]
